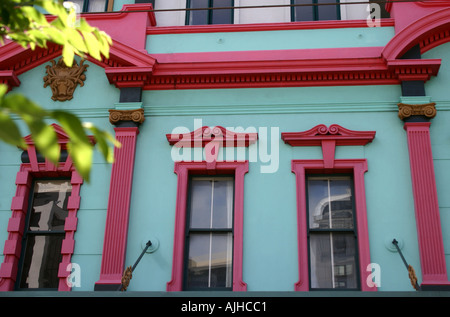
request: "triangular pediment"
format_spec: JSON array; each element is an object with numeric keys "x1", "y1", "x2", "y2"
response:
[{"x1": 0, "y1": 38, "x2": 156, "y2": 89}]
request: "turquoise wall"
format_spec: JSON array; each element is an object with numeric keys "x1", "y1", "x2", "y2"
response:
[
  {"x1": 423, "y1": 42, "x2": 450, "y2": 277},
  {"x1": 2, "y1": 25, "x2": 450, "y2": 293},
  {"x1": 120, "y1": 84, "x2": 425, "y2": 292},
  {"x1": 146, "y1": 26, "x2": 395, "y2": 54}
]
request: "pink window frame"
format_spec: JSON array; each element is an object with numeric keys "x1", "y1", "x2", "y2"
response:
[
  {"x1": 282, "y1": 124, "x2": 376, "y2": 291},
  {"x1": 166, "y1": 126, "x2": 257, "y2": 291},
  {"x1": 0, "y1": 124, "x2": 86, "y2": 292}
]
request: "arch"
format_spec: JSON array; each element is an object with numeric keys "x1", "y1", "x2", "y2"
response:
[{"x1": 382, "y1": 7, "x2": 450, "y2": 60}]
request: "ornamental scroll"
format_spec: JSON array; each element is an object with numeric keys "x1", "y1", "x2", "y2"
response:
[
  {"x1": 43, "y1": 58, "x2": 88, "y2": 101},
  {"x1": 108, "y1": 109, "x2": 145, "y2": 125},
  {"x1": 398, "y1": 102, "x2": 437, "y2": 120}
]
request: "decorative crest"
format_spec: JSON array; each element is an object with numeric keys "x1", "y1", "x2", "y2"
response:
[{"x1": 43, "y1": 58, "x2": 88, "y2": 101}]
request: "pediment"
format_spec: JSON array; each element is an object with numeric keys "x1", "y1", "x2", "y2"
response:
[{"x1": 0, "y1": 38, "x2": 156, "y2": 89}]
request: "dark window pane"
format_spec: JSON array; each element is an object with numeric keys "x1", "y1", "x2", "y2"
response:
[
  {"x1": 317, "y1": 0, "x2": 339, "y2": 20},
  {"x1": 88, "y1": 0, "x2": 107, "y2": 12},
  {"x1": 186, "y1": 233, "x2": 233, "y2": 289},
  {"x1": 19, "y1": 234, "x2": 64, "y2": 289},
  {"x1": 293, "y1": 0, "x2": 314, "y2": 21},
  {"x1": 29, "y1": 180, "x2": 72, "y2": 232},
  {"x1": 188, "y1": 0, "x2": 210, "y2": 25},
  {"x1": 309, "y1": 233, "x2": 357, "y2": 289},
  {"x1": 211, "y1": 0, "x2": 233, "y2": 24}
]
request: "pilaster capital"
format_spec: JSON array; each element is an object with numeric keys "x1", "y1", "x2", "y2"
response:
[
  {"x1": 108, "y1": 108, "x2": 145, "y2": 125},
  {"x1": 397, "y1": 102, "x2": 436, "y2": 121}
]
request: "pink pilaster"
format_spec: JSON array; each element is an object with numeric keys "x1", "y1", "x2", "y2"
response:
[
  {"x1": 95, "y1": 127, "x2": 140, "y2": 290},
  {"x1": 403, "y1": 122, "x2": 450, "y2": 288}
]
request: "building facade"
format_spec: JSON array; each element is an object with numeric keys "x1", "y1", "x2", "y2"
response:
[{"x1": 1, "y1": 0, "x2": 450, "y2": 294}]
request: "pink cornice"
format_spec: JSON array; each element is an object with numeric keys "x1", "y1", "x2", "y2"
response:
[
  {"x1": 282, "y1": 124, "x2": 375, "y2": 169},
  {"x1": 281, "y1": 124, "x2": 376, "y2": 147},
  {"x1": 0, "y1": 39, "x2": 155, "y2": 77}
]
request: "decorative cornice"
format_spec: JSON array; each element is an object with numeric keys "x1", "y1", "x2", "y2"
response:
[
  {"x1": 142, "y1": 52, "x2": 440, "y2": 90},
  {"x1": 397, "y1": 102, "x2": 437, "y2": 120},
  {"x1": 108, "y1": 108, "x2": 145, "y2": 125},
  {"x1": 281, "y1": 124, "x2": 376, "y2": 147},
  {"x1": 166, "y1": 126, "x2": 258, "y2": 147}
]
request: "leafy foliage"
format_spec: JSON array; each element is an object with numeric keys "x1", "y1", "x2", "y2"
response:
[{"x1": 0, "y1": 0, "x2": 118, "y2": 182}]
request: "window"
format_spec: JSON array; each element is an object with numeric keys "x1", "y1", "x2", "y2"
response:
[
  {"x1": 306, "y1": 176, "x2": 358, "y2": 289},
  {"x1": 291, "y1": 0, "x2": 340, "y2": 21},
  {"x1": 0, "y1": 124, "x2": 85, "y2": 291},
  {"x1": 186, "y1": 0, "x2": 234, "y2": 25},
  {"x1": 67, "y1": 0, "x2": 109, "y2": 13},
  {"x1": 282, "y1": 124, "x2": 376, "y2": 291},
  {"x1": 16, "y1": 180, "x2": 72, "y2": 290},
  {"x1": 166, "y1": 125, "x2": 256, "y2": 292},
  {"x1": 184, "y1": 177, "x2": 234, "y2": 290}
]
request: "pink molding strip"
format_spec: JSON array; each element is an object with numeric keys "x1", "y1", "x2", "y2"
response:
[
  {"x1": 95, "y1": 127, "x2": 140, "y2": 289},
  {"x1": 147, "y1": 19, "x2": 395, "y2": 35},
  {"x1": 0, "y1": 124, "x2": 84, "y2": 292},
  {"x1": 403, "y1": 122, "x2": 450, "y2": 287},
  {"x1": 166, "y1": 161, "x2": 248, "y2": 292}
]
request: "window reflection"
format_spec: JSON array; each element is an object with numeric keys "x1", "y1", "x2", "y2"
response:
[
  {"x1": 185, "y1": 177, "x2": 234, "y2": 290},
  {"x1": 17, "y1": 180, "x2": 72, "y2": 290},
  {"x1": 307, "y1": 176, "x2": 358, "y2": 289}
]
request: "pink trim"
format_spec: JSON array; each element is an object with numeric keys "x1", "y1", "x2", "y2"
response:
[
  {"x1": 166, "y1": 161, "x2": 248, "y2": 292},
  {"x1": 0, "y1": 124, "x2": 84, "y2": 292},
  {"x1": 403, "y1": 122, "x2": 450, "y2": 287},
  {"x1": 283, "y1": 124, "x2": 376, "y2": 291},
  {"x1": 281, "y1": 124, "x2": 376, "y2": 147},
  {"x1": 166, "y1": 125, "x2": 253, "y2": 291},
  {"x1": 291, "y1": 160, "x2": 374, "y2": 291},
  {"x1": 95, "y1": 127, "x2": 140, "y2": 289},
  {"x1": 147, "y1": 19, "x2": 395, "y2": 35}
]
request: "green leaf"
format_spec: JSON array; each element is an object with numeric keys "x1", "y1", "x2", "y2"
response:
[
  {"x1": 43, "y1": 26, "x2": 66, "y2": 45},
  {"x1": 84, "y1": 123, "x2": 119, "y2": 164},
  {"x1": 81, "y1": 30, "x2": 101, "y2": 60},
  {"x1": 66, "y1": 28, "x2": 88, "y2": 53},
  {"x1": 28, "y1": 120, "x2": 60, "y2": 164},
  {"x1": 51, "y1": 110, "x2": 94, "y2": 180},
  {"x1": 67, "y1": 141, "x2": 93, "y2": 182},
  {"x1": 20, "y1": 6, "x2": 48, "y2": 26},
  {"x1": 0, "y1": 110, "x2": 27, "y2": 148},
  {"x1": 62, "y1": 44, "x2": 75, "y2": 67}
]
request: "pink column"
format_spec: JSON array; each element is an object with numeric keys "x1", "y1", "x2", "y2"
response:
[
  {"x1": 95, "y1": 126, "x2": 140, "y2": 290},
  {"x1": 403, "y1": 121, "x2": 450, "y2": 289}
]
